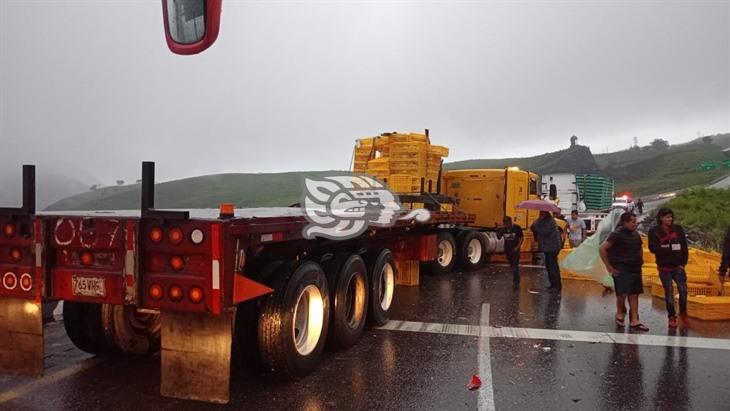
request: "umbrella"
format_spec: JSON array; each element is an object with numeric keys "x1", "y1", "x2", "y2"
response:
[{"x1": 516, "y1": 199, "x2": 561, "y2": 213}]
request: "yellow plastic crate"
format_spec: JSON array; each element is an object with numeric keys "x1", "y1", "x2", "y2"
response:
[
  {"x1": 367, "y1": 158, "x2": 390, "y2": 171},
  {"x1": 428, "y1": 145, "x2": 449, "y2": 157},
  {"x1": 650, "y1": 278, "x2": 721, "y2": 299},
  {"x1": 687, "y1": 296, "x2": 730, "y2": 320},
  {"x1": 388, "y1": 174, "x2": 421, "y2": 194}
]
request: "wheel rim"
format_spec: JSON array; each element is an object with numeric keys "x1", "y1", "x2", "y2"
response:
[
  {"x1": 466, "y1": 238, "x2": 483, "y2": 264},
  {"x1": 437, "y1": 239, "x2": 454, "y2": 267},
  {"x1": 345, "y1": 272, "x2": 367, "y2": 329},
  {"x1": 292, "y1": 284, "x2": 325, "y2": 356},
  {"x1": 379, "y1": 262, "x2": 395, "y2": 311}
]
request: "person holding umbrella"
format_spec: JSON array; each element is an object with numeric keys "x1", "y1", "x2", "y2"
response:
[{"x1": 520, "y1": 200, "x2": 564, "y2": 291}]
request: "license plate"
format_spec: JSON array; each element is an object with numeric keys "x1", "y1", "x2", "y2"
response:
[{"x1": 72, "y1": 276, "x2": 106, "y2": 298}]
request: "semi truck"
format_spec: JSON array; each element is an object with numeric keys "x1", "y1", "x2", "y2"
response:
[
  {"x1": 541, "y1": 173, "x2": 614, "y2": 235},
  {"x1": 0, "y1": 133, "x2": 552, "y2": 404}
]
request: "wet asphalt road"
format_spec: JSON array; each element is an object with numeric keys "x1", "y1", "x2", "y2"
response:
[{"x1": 2, "y1": 265, "x2": 730, "y2": 411}]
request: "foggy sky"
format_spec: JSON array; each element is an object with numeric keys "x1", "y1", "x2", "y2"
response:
[{"x1": 1, "y1": 0, "x2": 728, "y2": 186}]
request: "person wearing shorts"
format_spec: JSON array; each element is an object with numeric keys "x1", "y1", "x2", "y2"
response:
[{"x1": 599, "y1": 212, "x2": 648, "y2": 331}]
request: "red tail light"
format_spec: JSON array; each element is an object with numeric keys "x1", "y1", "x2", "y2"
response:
[
  {"x1": 3, "y1": 272, "x2": 17, "y2": 290},
  {"x1": 169, "y1": 228, "x2": 184, "y2": 245},
  {"x1": 3, "y1": 223, "x2": 16, "y2": 238},
  {"x1": 80, "y1": 251, "x2": 94, "y2": 265},
  {"x1": 169, "y1": 285, "x2": 183, "y2": 302},
  {"x1": 169, "y1": 256, "x2": 184, "y2": 271},
  {"x1": 10, "y1": 248, "x2": 22, "y2": 262},
  {"x1": 19, "y1": 273, "x2": 31, "y2": 291},
  {"x1": 150, "y1": 227, "x2": 164, "y2": 243},
  {"x1": 188, "y1": 286, "x2": 204, "y2": 303},
  {"x1": 148, "y1": 283, "x2": 163, "y2": 300}
]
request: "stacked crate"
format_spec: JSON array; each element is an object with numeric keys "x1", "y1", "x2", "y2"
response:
[
  {"x1": 352, "y1": 138, "x2": 374, "y2": 174},
  {"x1": 686, "y1": 296, "x2": 730, "y2": 320},
  {"x1": 352, "y1": 132, "x2": 449, "y2": 195}
]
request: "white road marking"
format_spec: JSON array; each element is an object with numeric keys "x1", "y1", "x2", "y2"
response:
[
  {"x1": 478, "y1": 304, "x2": 496, "y2": 411},
  {"x1": 376, "y1": 320, "x2": 730, "y2": 351},
  {"x1": 0, "y1": 357, "x2": 104, "y2": 404}
]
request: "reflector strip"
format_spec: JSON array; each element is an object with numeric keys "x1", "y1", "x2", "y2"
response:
[
  {"x1": 124, "y1": 220, "x2": 136, "y2": 303},
  {"x1": 210, "y1": 223, "x2": 222, "y2": 315},
  {"x1": 125, "y1": 251, "x2": 135, "y2": 279},
  {"x1": 33, "y1": 218, "x2": 43, "y2": 303},
  {"x1": 260, "y1": 232, "x2": 284, "y2": 242},
  {"x1": 35, "y1": 244, "x2": 42, "y2": 268},
  {"x1": 212, "y1": 261, "x2": 220, "y2": 290}
]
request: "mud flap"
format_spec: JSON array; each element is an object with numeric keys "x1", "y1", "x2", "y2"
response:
[
  {"x1": 0, "y1": 298, "x2": 44, "y2": 376},
  {"x1": 160, "y1": 310, "x2": 234, "y2": 404}
]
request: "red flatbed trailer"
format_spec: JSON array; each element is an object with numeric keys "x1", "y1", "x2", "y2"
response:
[{"x1": 0, "y1": 163, "x2": 476, "y2": 403}]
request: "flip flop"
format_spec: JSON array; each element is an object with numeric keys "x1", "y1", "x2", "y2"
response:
[
  {"x1": 630, "y1": 323, "x2": 649, "y2": 332},
  {"x1": 615, "y1": 316, "x2": 625, "y2": 327}
]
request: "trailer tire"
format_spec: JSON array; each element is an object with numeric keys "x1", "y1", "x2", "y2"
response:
[
  {"x1": 365, "y1": 249, "x2": 396, "y2": 326},
  {"x1": 100, "y1": 304, "x2": 161, "y2": 356},
  {"x1": 431, "y1": 232, "x2": 456, "y2": 275},
  {"x1": 458, "y1": 231, "x2": 485, "y2": 270},
  {"x1": 233, "y1": 260, "x2": 284, "y2": 373},
  {"x1": 63, "y1": 301, "x2": 113, "y2": 355},
  {"x1": 258, "y1": 261, "x2": 330, "y2": 380},
  {"x1": 323, "y1": 253, "x2": 368, "y2": 349}
]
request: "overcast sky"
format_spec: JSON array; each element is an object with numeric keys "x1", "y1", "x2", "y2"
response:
[{"x1": 1, "y1": 0, "x2": 728, "y2": 185}]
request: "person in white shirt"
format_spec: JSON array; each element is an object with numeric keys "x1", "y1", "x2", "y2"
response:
[{"x1": 567, "y1": 210, "x2": 587, "y2": 248}]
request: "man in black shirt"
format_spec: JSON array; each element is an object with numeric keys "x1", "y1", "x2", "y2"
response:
[{"x1": 498, "y1": 216, "x2": 524, "y2": 289}]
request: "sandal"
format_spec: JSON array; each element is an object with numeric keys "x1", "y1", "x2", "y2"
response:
[
  {"x1": 630, "y1": 323, "x2": 649, "y2": 332},
  {"x1": 615, "y1": 315, "x2": 625, "y2": 327}
]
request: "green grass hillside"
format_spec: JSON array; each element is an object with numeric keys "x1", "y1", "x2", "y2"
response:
[
  {"x1": 45, "y1": 171, "x2": 340, "y2": 211},
  {"x1": 47, "y1": 134, "x2": 729, "y2": 211},
  {"x1": 444, "y1": 145, "x2": 599, "y2": 174},
  {"x1": 662, "y1": 188, "x2": 730, "y2": 250},
  {"x1": 602, "y1": 143, "x2": 728, "y2": 195}
]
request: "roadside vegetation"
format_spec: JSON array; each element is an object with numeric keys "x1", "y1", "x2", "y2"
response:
[{"x1": 659, "y1": 188, "x2": 730, "y2": 251}]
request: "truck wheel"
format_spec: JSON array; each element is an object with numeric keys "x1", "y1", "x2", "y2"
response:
[
  {"x1": 64, "y1": 302, "x2": 160, "y2": 356},
  {"x1": 63, "y1": 301, "x2": 112, "y2": 355},
  {"x1": 458, "y1": 231, "x2": 485, "y2": 270},
  {"x1": 431, "y1": 232, "x2": 456, "y2": 275},
  {"x1": 100, "y1": 304, "x2": 161, "y2": 356},
  {"x1": 258, "y1": 261, "x2": 330, "y2": 380},
  {"x1": 365, "y1": 249, "x2": 396, "y2": 326},
  {"x1": 323, "y1": 254, "x2": 368, "y2": 349},
  {"x1": 233, "y1": 260, "x2": 284, "y2": 373}
]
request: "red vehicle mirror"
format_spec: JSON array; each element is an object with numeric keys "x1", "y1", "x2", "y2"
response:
[{"x1": 162, "y1": 0, "x2": 222, "y2": 55}]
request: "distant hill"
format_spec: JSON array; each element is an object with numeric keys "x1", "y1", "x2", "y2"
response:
[
  {"x1": 0, "y1": 169, "x2": 89, "y2": 210},
  {"x1": 601, "y1": 143, "x2": 728, "y2": 195},
  {"x1": 445, "y1": 134, "x2": 729, "y2": 196},
  {"x1": 444, "y1": 144, "x2": 599, "y2": 174},
  {"x1": 45, "y1": 171, "x2": 341, "y2": 211},
  {"x1": 47, "y1": 133, "x2": 730, "y2": 211}
]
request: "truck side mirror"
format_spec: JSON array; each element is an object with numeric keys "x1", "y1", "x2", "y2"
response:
[{"x1": 162, "y1": 0, "x2": 222, "y2": 55}]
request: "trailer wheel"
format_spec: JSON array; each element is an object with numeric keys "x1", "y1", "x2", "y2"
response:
[
  {"x1": 431, "y1": 232, "x2": 456, "y2": 275},
  {"x1": 365, "y1": 249, "x2": 396, "y2": 326},
  {"x1": 101, "y1": 304, "x2": 161, "y2": 356},
  {"x1": 63, "y1": 301, "x2": 112, "y2": 355},
  {"x1": 232, "y1": 260, "x2": 283, "y2": 373},
  {"x1": 258, "y1": 261, "x2": 330, "y2": 380},
  {"x1": 458, "y1": 231, "x2": 485, "y2": 270},
  {"x1": 324, "y1": 254, "x2": 368, "y2": 349},
  {"x1": 63, "y1": 302, "x2": 160, "y2": 356}
]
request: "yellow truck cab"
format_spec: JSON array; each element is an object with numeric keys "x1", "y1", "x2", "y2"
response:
[{"x1": 441, "y1": 167, "x2": 562, "y2": 261}]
